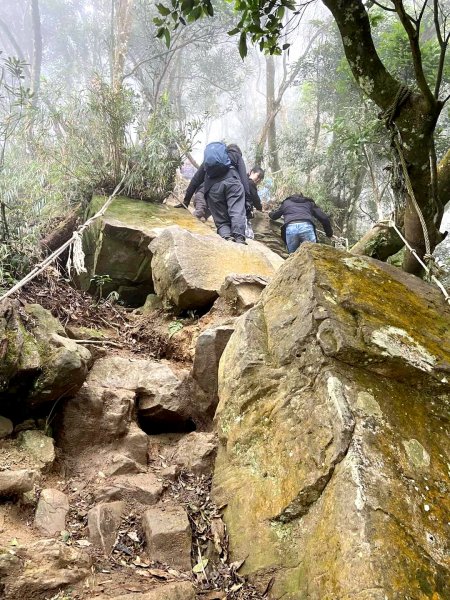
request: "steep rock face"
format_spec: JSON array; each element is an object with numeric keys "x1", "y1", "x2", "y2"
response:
[
  {"x1": 150, "y1": 226, "x2": 283, "y2": 310},
  {"x1": 213, "y1": 244, "x2": 450, "y2": 599},
  {"x1": 79, "y1": 196, "x2": 213, "y2": 305}
]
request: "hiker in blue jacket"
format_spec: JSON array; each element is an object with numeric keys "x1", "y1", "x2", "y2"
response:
[
  {"x1": 269, "y1": 193, "x2": 334, "y2": 253},
  {"x1": 178, "y1": 143, "x2": 249, "y2": 244}
]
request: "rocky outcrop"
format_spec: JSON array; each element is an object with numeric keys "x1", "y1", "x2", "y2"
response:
[
  {"x1": 0, "y1": 301, "x2": 91, "y2": 417},
  {"x1": 58, "y1": 355, "x2": 199, "y2": 474},
  {"x1": 213, "y1": 244, "x2": 450, "y2": 599},
  {"x1": 79, "y1": 197, "x2": 284, "y2": 308}
]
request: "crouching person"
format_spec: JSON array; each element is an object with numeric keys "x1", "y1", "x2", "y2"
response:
[{"x1": 269, "y1": 193, "x2": 333, "y2": 253}]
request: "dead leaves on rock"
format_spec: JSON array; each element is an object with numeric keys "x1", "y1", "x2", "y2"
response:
[
  {"x1": 169, "y1": 472, "x2": 268, "y2": 599},
  {"x1": 18, "y1": 272, "x2": 171, "y2": 359}
]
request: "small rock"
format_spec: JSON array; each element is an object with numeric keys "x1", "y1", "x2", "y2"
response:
[
  {"x1": 171, "y1": 432, "x2": 218, "y2": 475},
  {"x1": 160, "y1": 465, "x2": 181, "y2": 481},
  {"x1": 0, "y1": 416, "x2": 13, "y2": 439},
  {"x1": 117, "y1": 423, "x2": 148, "y2": 467},
  {"x1": 109, "y1": 581, "x2": 196, "y2": 599},
  {"x1": 88, "y1": 501, "x2": 125, "y2": 555},
  {"x1": 65, "y1": 325, "x2": 109, "y2": 341},
  {"x1": 105, "y1": 453, "x2": 146, "y2": 477},
  {"x1": 14, "y1": 419, "x2": 36, "y2": 433},
  {"x1": 219, "y1": 273, "x2": 268, "y2": 313},
  {"x1": 96, "y1": 473, "x2": 163, "y2": 505},
  {"x1": 18, "y1": 430, "x2": 55, "y2": 471},
  {"x1": 0, "y1": 469, "x2": 37, "y2": 496},
  {"x1": 34, "y1": 488, "x2": 69, "y2": 536},
  {"x1": 142, "y1": 504, "x2": 192, "y2": 571}
]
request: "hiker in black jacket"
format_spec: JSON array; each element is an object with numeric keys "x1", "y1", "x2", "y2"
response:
[
  {"x1": 179, "y1": 144, "x2": 249, "y2": 243},
  {"x1": 246, "y1": 167, "x2": 264, "y2": 218},
  {"x1": 245, "y1": 167, "x2": 264, "y2": 239},
  {"x1": 269, "y1": 194, "x2": 333, "y2": 253}
]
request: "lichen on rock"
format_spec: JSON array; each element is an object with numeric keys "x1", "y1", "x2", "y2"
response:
[{"x1": 213, "y1": 244, "x2": 450, "y2": 598}]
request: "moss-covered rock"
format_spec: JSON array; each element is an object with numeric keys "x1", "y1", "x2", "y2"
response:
[
  {"x1": 0, "y1": 301, "x2": 91, "y2": 418},
  {"x1": 213, "y1": 243, "x2": 450, "y2": 598},
  {"x1": 78, "y1": 196, "x2": 214, "y2": 306}
]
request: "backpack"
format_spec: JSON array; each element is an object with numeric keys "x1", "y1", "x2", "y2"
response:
[{"x1": 203, "y1": 142, "x2": 231, "y2": 178}]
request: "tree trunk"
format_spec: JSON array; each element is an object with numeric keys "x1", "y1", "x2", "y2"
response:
[
  {"x1": 438, "y1": 148, "x2": 450, "y2": 211},
  {"x1": 351, "y1": 224, "x2": 403, "y2": 260},
  {"x1": 266, "y1": 56, "x2": 280, "y2": 172},
  {"x1": 110, "y1": 0, "x2": 134, "y2": 181},
  {"x1": 321, "y1": 0, "x2": 444, "y2": 274},
  {"x1": 30, "y1": 0, "x2": 42, "y2": 109}
]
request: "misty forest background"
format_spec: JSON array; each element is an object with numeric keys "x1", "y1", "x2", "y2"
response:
[{"x1": 0, "y1": 0, "x2": 449, "y2": 291}]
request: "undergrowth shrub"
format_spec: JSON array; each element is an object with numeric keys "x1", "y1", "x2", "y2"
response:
[{"x1": 0, "y1": 75, "x2": 200, "y2": 289}]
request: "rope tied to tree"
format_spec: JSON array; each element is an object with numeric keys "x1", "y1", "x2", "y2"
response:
[
  {"x1": 379, "y1": 84, "x2": 433, "y2": 266},
  {"x1": 0, "y1": 173, "x2": 127, "y2": 304},
  {"x1": 67, "y1": 232, "x2": 87, "y2": 276},
  {"x1": 379, "y1": 216, "x2": 450, "y2": 306}
]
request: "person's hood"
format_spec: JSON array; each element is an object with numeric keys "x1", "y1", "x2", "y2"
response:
[
  {"x1": 227, "y1": 148, "x2": 241, "y2": 166},
  {"x1": 286, "y1": 194, "x2": 314, "y2": 204}
]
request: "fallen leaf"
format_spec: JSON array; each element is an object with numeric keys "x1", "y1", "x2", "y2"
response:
[
  {"x1": 127, "y1": 531, "x2": 140, "y2": 543},
  {"x1": 76, "y1": 539, "x2": 92, "y2": 547},
  {"x1": 193, "y1": 557, "x2": 209, "y2": 574},
  {"x1": 147, "y1": 568, "x2": 171, "y2": 579}
]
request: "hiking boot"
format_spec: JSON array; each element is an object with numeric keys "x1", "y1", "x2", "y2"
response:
[
  {"x1": 234, "y1": 238, "x2": 248, "y2": 245},
  {"x1": 224, "y1": 236, "x2": 236, "y2": 242}
]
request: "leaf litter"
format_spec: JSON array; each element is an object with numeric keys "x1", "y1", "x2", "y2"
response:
[{"x1": 169, "y1": 472, "x2": 270, "y2": 599}]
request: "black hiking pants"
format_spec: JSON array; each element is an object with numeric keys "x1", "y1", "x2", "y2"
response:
[{"x1": 206, "y1": 169, "x2": 246, "y2": 241}]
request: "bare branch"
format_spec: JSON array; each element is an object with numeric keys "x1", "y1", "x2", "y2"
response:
[
  {"x1": 433, "y1": 0, "x2": 449, "y2": 98},
  {"x1": 392, "y1": 0, "x2": 434, "y2": 105},
  {"x1": 369, "y1": 0, "x2": 397, "y2": 12}
]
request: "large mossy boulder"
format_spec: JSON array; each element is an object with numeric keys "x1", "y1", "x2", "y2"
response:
[
  {"x1": 79, "y1": 196, "x2": 213, "y2": 306},
  {"x1": 213, "y1": 244, "x2": 450, "y2": 599},
  {"x1": 0, "y1": 301, "x2": 91, "y2": 418},
  {"x1": 79, "y1": 196, "x2": 284, "y2": 308}
]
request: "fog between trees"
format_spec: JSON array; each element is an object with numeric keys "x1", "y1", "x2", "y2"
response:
[{"x1": 0, "y1": 0, "x2": 449, "y2": 287}]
